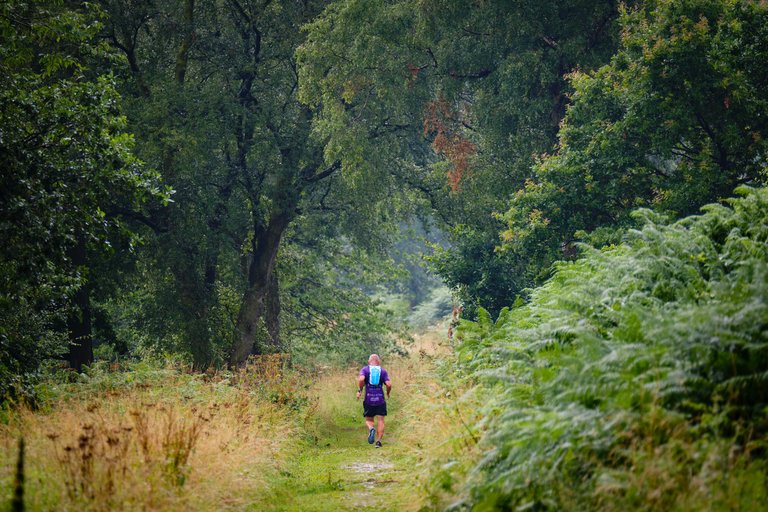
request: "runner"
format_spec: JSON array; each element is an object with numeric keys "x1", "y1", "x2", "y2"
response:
[{"x1": 356, "y1": 354, "x2": 392, "y2": 448}]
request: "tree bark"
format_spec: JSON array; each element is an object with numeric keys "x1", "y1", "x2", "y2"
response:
[
  {"x1": 175, "y1": 0, "x2": 195, "y2": 85},
  {"x1": 230, "y1": 211, "x2": 291, "y2": 365},
  {"x1": 264, "y1": 267, "x2": 281, "y2": 351},
  {"x1": 174, "y1": 260, "x2": 215, "y2": 370},
  {"x1": 67, "y1": 238, "x2": 93, "y2": 372}
]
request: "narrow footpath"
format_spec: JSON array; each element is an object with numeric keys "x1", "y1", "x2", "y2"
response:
[{"x1": 255, "y1": 332, "x2": 453, "y2": 512}]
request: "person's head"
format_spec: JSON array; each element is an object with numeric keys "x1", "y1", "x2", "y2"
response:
[{"x1": 368, "y1": 354, "x2": 381, "y2": 366}]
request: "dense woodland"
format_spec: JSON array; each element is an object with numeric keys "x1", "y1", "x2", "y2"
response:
[{"x1": 2, "y1": 0, "x2": 768, "y2": 510}]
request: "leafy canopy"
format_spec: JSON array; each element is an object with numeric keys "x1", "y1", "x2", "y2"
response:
[
  {"x1": 298, "y1": 0, "x2": 630, "y2": 314},
  {"x1": 499, "y1": 0, "x2": 768, "y2": 277}
]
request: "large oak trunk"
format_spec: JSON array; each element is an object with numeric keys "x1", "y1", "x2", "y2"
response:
[{"x1": 230, "y1": 212, "x2": 291, "y2": 365}]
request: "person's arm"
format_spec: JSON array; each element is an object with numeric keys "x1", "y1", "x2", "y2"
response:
[
  {"x1": 356, "y1": 374, "x2": 366, "y2": 400},
  {"x1": 385, "y1": 380, "x2": 392, "y2": 399}
]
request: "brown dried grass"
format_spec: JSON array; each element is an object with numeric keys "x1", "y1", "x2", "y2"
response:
[{"x1": 0, "y1": 366, "x2": 297, "y2": 511}]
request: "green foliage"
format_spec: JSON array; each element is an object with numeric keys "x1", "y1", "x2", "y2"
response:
[
  {"x1": 299, "y1": 0, "x2": 630, "y2": 315},
  {"x1": 98, "y1": 0, "x2": 411, "y2": 368},
  {"x1": 500, "y1": 0, "x2": 768, "y2": 281},
  {"x1": 455, "y1": 186, "x2": 768, "y2": 509},
  {"x1": 279, "y1": 240, "x2": 407, "y2": 366},
  {"x1": 407, "y1": 285, "x2": 454, "y2": 331},
  {"x1": 0, "y1": 1, "x2": 167, "y2": 400},
  {"x1": 427, "y1": 226, "x2": 530, "y2": 318}
]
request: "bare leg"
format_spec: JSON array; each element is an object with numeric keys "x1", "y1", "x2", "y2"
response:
[
  {"x1": 376, "y1": 416, "x2": 385, "y2": 442},
  {"x1": 365, "y1": 416, "x2": 376, "y2": 444}
]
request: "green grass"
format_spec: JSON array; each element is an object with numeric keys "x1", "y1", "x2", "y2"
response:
[
  {"x1": 255, "y1": 366, "x2": 439, "y2": 511},
  {"x1": 1, "y1": 332, "x2": 470, "y2": 511},
  {"x1": 249, "y1": 330, "x2": 475, "y2": 512}
]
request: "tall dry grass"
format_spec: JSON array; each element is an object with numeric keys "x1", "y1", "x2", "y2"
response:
[
  {"x1": 0, "y1": 358, "x2": 302, "y2": 511},
  {"x1": 386, "y1": 327, "x2": 484, "y2": 510},
  {"x1": 1, "y1": 335, "x2": 475, "y2": 511}
]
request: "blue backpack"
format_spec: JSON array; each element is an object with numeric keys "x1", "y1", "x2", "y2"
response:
[{"x1": 368, "y1": 365, "x2": 382, "y2": 386}]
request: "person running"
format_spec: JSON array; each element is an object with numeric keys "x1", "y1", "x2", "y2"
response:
[{"x1": 356, "y1": 354, "x2": 392, "y2": 448}]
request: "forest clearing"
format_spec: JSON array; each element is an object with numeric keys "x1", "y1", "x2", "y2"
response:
[{"x1": 3, "y1": 0, "x2": 768, "y2": 510}]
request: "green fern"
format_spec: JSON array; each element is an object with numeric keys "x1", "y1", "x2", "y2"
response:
[{"x1": 454, "y1": 186, "x2": 768, "y2": 509}]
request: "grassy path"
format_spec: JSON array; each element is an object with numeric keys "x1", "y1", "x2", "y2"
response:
[
  {"x1": 0, "y1": 331, "x2": 461, "y2": 511},
  {"x1": 255, "y1": 334, "x2": 452, "y2": 511}
]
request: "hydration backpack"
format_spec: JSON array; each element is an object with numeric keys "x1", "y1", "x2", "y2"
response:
[{"x1": 368, "y1": 365, "x2": 382, "y2": 386}]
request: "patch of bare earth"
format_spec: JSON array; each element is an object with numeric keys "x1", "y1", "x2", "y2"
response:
[{"x1": 342, "y1": 460, "x2": 397, "y2": 507}]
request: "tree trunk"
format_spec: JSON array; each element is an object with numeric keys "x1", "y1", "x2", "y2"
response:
[
  {"x1": 230, "y1": 212, "x2": 291, "y2": 365},
  {"x1": 175, "y1": 0, "x2": 195, "y2": 85},
  {"x1": 173, "y1": 254, "x2": 217, "y2": 370},
  {"x1": 67, "y1": 238, "x2": 93, "y2": 372},
  {"x1": 264, "y1": 268, "x2": 281, "y2": 351}
]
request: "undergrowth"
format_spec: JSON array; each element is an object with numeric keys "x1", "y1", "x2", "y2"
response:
[
  {"x1": 0, "y1": 355, "x2": 304, "y2": 511},
  {"x1": 453, "y1": 186, "x2": 768, "y2": 510}
]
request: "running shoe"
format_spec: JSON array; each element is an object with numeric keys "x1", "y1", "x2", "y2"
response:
[
  {"x1": 368, "y1": 427, "x2": 376, "y2": 444},
  {"x1": 375, "y1": 440, "x2": 382, "y2": 448}
]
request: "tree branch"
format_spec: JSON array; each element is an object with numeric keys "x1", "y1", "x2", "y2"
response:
[
  {"x1": 109, "y1": 206, "x2": 168, "y2": 234},
  {"x1": 302, "y1": 160, "x2": 341, "y2": 184}
]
